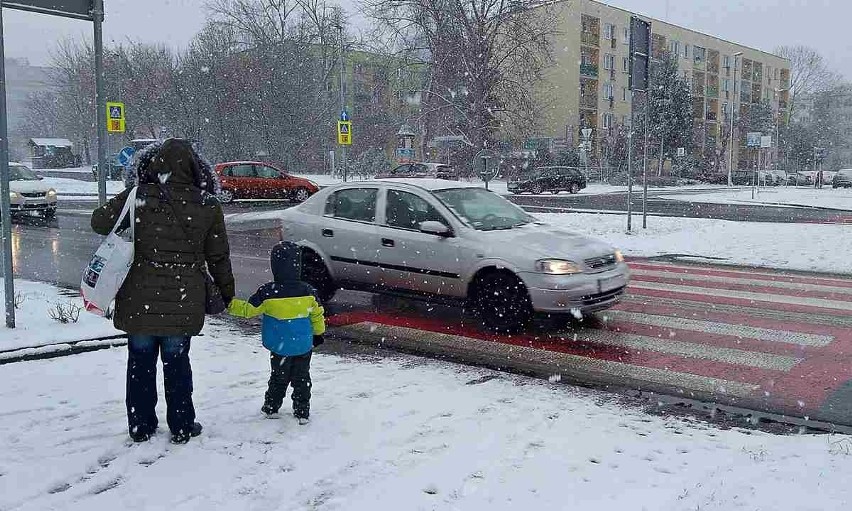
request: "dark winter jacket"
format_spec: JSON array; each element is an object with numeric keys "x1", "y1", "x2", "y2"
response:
[
  {"x1": 91, "y1": 138, "x2": 235, "y2": 336},
  {"x1": 229, "y1": 242, "x2": 325, "y2": 356}
]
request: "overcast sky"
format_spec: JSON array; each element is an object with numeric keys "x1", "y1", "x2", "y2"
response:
[{"x1": 2, "y1": 0, "x2": 850, "y2": 78}]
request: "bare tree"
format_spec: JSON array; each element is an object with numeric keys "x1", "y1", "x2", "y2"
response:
[
  {"x1": 775, "y1": 45, "x2": 839, "y2": 119},
  {"x1": 364, "y1": 0, "x2": 558, "y2": 171}
]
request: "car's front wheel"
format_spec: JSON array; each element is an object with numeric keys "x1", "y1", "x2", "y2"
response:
[
  {"x1": 44, "y1": 208, "x2": 57, "y2": 219},
  {"x1": 469, "y1": 271, "x2": 533, "y2": 333},
  {"x1": 292, "y1": 187, "x2": 311, "y2": 203},
  {"x1": 301, "y1": 250, "x2": 337, "y2": 303},
  {"x1": 531, "y1": 183, "x2": 544, "y2": 195},
  {"x1": 569, "y1": 183, "x2": 580, "y2": 194}
]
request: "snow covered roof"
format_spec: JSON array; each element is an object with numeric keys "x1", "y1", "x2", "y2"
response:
[{"x1": 29, "y1": 138, "x2": 73, "y2": 148}]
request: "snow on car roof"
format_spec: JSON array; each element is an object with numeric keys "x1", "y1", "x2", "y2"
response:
[
  {"x1": 364, "y1": 178, "x2": 482, "y2": 191},
  {"x1": 29, "y1": 138, "x2": 73, "y2": 147}
]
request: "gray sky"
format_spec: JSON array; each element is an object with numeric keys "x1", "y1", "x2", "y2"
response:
[{"x1": 2, "y1": 0, "x2": 850, "y2": 78}]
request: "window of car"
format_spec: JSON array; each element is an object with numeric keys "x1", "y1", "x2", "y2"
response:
[
  {"x1": 390, "y1": 164, "x2": 413, "y2": 175},
  {"x1": 385, "y1": 190, "x2": 447, "y2": 230},
  {"x1": 255, "y1": 165, "x2": 281, "y2": 179},
  {"x1": 225, "y1": 164, "x2": 255, "y2": 178},
  {"x1": 9, "y1": 164, "x2": 39, "y2": 181},
  {"x1": 434, "y1": 188, "x2": 535, "y2": 231},
  {"x1": 324, "y1": 188, "x2": 378, "y2": 222}
]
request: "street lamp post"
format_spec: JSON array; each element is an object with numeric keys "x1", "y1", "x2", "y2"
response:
[
  {"x1": 774, "y1": 87, "x2": 789, "y2": 172},
  {"x1": 727, "y1": 52, "x2": 743, "y2": 187}
]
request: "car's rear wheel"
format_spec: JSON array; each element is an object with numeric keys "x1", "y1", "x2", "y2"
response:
[
  {"x1": 569, "y1": 183, "x2": 580, "y2": 194},
  {"x1": 301, "y1": 250, "x2": 337, "y2": 303},
  {"x1": 531, "y1": 183, "x2": 544, "y2": 195},
  {"x1": 469, "y1": 271, "x2": 533, "y2": 333},
  {"x1": 218, "y1": 189, "x2": 235, "y2": 204},
  {"x1": 293, "y1": 187, "x2": 311, "y2": 203}
]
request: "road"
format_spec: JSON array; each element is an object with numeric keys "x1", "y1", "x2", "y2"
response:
[{"x1": 10, "y1": 211, "x2": 852, "y2": 428}]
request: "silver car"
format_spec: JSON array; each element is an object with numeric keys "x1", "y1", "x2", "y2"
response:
[{"x1": 280, "y1": 179, "x2": 630, "y2": 331}]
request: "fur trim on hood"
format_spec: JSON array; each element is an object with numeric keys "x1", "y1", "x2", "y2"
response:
[{"x1": 128, "y1": 138, "x2": 220, "y2": 195}]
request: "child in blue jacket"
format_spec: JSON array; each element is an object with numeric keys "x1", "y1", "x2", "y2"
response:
[{"x1": 229, "y1": 241, "x2": 326, "y2": 424}]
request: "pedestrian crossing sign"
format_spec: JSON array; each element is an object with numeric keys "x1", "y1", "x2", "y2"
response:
[
  {"x1": 337, "y1": 120, "x2": 352, "y2": 146},
  {"x1": 106, "y1": 102, "x2": 126, "y2": 133}
]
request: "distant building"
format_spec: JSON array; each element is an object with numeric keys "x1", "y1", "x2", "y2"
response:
[
  {"x1": 534, "y1": 0, "x2": 791, "y2": 174},
  {"x1": 6, "y1": 58, "x2": 55, "y2": 160}
]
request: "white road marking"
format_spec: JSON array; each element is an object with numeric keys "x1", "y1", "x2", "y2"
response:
[
  {"x1": 631, "y1": 268, "x2": 852, "y2": 296},
  {"x1": 604, "y1": 310, "x2": 834, "y2": 347}
]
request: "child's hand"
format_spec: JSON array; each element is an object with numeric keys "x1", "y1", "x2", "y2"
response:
[{"x1": 313, "y1": 335, "x2": 325, "y2": 347}]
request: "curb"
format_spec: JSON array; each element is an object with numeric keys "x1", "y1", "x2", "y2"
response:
[{"x1": 0, "y1": 335, "x2": 127, "y2": 365}]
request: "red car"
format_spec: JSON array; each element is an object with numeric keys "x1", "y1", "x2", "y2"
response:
[{"x1": 214, "y1": 161, "x2": 320, "y2": 203}]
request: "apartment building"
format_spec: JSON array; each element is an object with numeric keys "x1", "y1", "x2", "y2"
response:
[{"x1": 537, "y1": 0, "x2": 791, "y2": 172}]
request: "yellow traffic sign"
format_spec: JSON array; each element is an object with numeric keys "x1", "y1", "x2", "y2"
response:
[
  {"x1": 107, "y1": 101, "x2": 126, "y2": 133},
  {"x1": 337, "y1": 120, "x2": 352, "y2": 146}
]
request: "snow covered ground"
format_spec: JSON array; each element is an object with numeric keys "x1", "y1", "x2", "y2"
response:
[
  {"x1": 1, "y1": 319, "x2": 850, "y2": 510},
  {"x1": 670, "y1": 187, "x2": 852, "y2": 211},
  {"x1": 0, "y1": 279, "x2": 120, "y2": 353},
  {"x1": 538, "y1": 213, "x2": 852, "y2": 274},
  {"x1": 39, "y1": 177, "x2": 125, "y2": 197}
]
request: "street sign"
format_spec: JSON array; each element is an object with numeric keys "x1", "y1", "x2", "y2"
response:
[
  {"x1": 581, "y1": 128, "x2": 593, "y2": 140},
  {"x1": 760, "y1": 135, "x2": 772, "y2": 149},
  {"x1": 107, "y1": 101, "x2": 126, "y2": 133},
  {"x1": 628, "y1": 16, "x2": 651, "y2": 92},
  {"x1": 337, "y1": 120, "x2": 352, "y2": 145},
  {"x1": 117, "y1": 146, "x2": 136, "y2": 167},
  {"x1": 746, "y1": 132, "x2": 761, "y2": 147},
  {"x1": 475, "y1": 149, "x2": 499, "y2": 184},
  {"x1": 340, "y1": 110, "x2": 349, "y2": 122},
  {"x1": 677, "y1": 147, "x2": 686, "y2": 157},
  {"x1": 1, "y1": 0, "x2": 95, "y2": 21}
]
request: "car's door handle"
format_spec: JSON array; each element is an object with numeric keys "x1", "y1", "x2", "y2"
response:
[
  {"x1": 381, "y1": 238, "x2": 395, "y2": 247},
  {"x1": 322, "y1": 229, "x2": 334, "y2": 237}
]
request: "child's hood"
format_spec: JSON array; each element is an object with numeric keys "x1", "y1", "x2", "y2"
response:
[{"x1": 271, "y1": 241, "x2": 301, "y2": 283}]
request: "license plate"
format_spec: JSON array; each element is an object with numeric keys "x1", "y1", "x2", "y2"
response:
[{"x1": 598, "y1": 274, "x2": 625, "y2": 293}]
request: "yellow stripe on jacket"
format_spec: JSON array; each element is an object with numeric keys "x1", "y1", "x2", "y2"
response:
[{"x1": 229, "y1": 296, "x2": 326, "y2": 336}]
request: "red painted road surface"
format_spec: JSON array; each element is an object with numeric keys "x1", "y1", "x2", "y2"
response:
[{"x1": 328, "y1": 260, "x2": 852, "y2": 425}]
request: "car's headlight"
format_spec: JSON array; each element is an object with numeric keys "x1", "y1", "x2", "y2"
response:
[
  {"x1": 47, "y1": 189, "x2": 57, "y2": 197},
  {"x1": 536, "y1": 259, "x2": 582, "y2": 275},
  {"x1": 614, "y1": 250, "x2": 624, "y2": 263},
  {"x1": 9, "y1": 192, "x2": 19, "y2": 200},
  {"x1": 308, "y1": 181, "x2": 319, "y2": 188}
]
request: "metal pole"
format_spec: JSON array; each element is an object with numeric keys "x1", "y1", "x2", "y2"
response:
[
  {"x1": 642, "y1": 92, "x2": 649, "y2": 229},
  {"x1": 338, "y1": 21, "x2": 347, "y2": 183},
  {"x1": 0, "y1": 8, "x2": 16, "y2": 328},
  {"x1": 727, "y1": 55, "x2": 740, "y2": 187},
  {"x1": 627, "y1": 92, "x2": 634, "y2": 232},
  {"x1": 94, "y1": 0, "x2": 107, "y2": 205}
]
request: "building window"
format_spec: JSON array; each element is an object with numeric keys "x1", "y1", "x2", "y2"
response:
[
  {"x1": 693, "y1": 46, "x2": 706, "y2": 65},
  {"x1": 622, "y1": 87, "x2": 628, "y2": 101},
  {"x1": 668, "y1": 40, "x2": 680, "y2": 57},
  {"x1": 622, "y1": 115, "x2": 629, "y2": 126},
  {"x1": 603, "y1": 54, "x2": 615, "y2": 70},
  {"x1": 683, "y1": 44, "x2": 690, "y2": 59},
  {"x1": 604, "y1": 23, "x2": 615, "y2": 40},
  {"x1": 622, "y1": 56, "x2": 629, "y2": 72},
  {"x1": 623, "y1": 26, "x2": 629, "y2": 44},
  {"x1": 723, "y1": 78, "x2": 730, "y2": 92},
  {"x1": 603, "y1": 82, "x2": 614, "y2": 99},
  {"x1": 603, "y1": 112, "x2": 614, "y2": 129},
  {"x1": 723, "y1": 55, "x2": 731, "y2": 69}
]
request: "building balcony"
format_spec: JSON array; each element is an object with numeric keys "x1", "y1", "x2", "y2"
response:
[
  {"x1": 581, "y1": 32, "x2": 599, "y2": 47},
  {"x1": 580, "y1": 63, "x2": 599, "y2": 78}
]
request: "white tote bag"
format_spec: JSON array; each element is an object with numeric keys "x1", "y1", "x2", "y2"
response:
[{"x1": 81, "y1": 187, "x2": 139, "y2": 316}]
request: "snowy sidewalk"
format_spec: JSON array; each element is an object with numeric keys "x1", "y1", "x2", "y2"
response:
[
  {"x1": 669, "y1": 187, "x2": 852, "y2": 211},
  {"x1": 1, "y1": 319, "x2": 851, "y2": 510}
]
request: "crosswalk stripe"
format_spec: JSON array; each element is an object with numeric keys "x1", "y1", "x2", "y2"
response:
[
  {"x1": 630, "y1": 281, "x2": 852, "y2": 312},
  {"x1": 631, "y1": 268, "x2": 852, "y2": 296},
  {"x1": 575, "y1": 330, "x2": 801, "y2": 371},
  {"x1": 603, "y1": 310, "x2": 834, "y2": 347},
  {"x1": 628, "y1": 261, "x2": 852, "y2": 288}
]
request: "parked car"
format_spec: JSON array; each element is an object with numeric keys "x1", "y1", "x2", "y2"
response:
[
  {"x1": 788, "y1": 171, "x2": 816, "y2": 186},
  {"x1": 8, "y1": 162, "x2": 57, "y2": 218},
  {"x1": 377, "y1": 162, "x2": 458, "y2": 180},
  {"x1": 508, "y1": 166, "x2": 587, "y2": 194},
  {"x1": 280, "y1": 179, "x2": 629, "y2": 332},
  {"x1": 759, "y1": 169, "x2": 788, "y2": 186},
  {"x1": 214, "y1": 161, "x2": 320, "y2": 203},
  {"x1": 833, "y1": 169, "x2": 852, "y2": 188}
]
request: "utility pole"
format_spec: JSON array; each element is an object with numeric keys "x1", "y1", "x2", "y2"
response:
[
  {"x1": 94, "y1": 0, "x2": 107, "y2": 205},
  {"x1": 0, "y1": 6, "x2": 16, "y2": 327},
  {"x1": 627, "y1": 93, "x2": 634, "y2": 232},
  {"x1": 728, "y1": 52, "x2": 742, "y2": 187},
  {"x1": 337, "y1": 18, "x2": 347, "y2": 183},
  {"x1": 642, "y1": 92, "x2": 649, "y2": 229}
]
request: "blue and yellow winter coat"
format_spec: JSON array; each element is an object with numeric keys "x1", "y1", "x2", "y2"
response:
[{"x1": 228, "y1": 242, "x2": 325, "y2": 356}]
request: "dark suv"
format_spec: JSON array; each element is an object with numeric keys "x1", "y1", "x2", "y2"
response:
[
  {"x1": 833, "y1": 169, "x2": 852, "y2": 188},
  {"x1": 508, "y1": 166, "x2": 587, "y2": 194}
]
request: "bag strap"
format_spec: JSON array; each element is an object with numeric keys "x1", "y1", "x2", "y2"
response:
[{"x1": 110, "y1": 186, "x2": 138, "y2": 236}]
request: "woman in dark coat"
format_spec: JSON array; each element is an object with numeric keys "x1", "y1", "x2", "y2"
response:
[{"x1": 91, "y1": 138, "x2": 235, "y2": 444}]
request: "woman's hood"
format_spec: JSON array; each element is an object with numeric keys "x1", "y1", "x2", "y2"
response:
[{"x1": 132, "y1": 138, "x2": 220, "y2": 194}]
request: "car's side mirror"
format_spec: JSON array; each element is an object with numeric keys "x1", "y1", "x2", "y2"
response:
[{"x1": 420, "y1": 220, "x2": 453, "y2": 237}]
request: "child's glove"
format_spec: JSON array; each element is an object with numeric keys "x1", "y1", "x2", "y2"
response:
[{"x1": 313, "y1": 335, "x2": 325, "y2": 347}]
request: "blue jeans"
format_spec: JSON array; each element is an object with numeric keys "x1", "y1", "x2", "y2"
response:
[{"x1": 126, "y1": 335, "x2": 195, "y2": 437}]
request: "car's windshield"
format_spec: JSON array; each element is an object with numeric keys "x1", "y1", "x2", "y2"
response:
[
  {"x1": 433, "y1": 187, "x2": 535, "y2": 231},
  {"x1": 9, "y1": 165, "x2": 39, "y2": 181}
]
